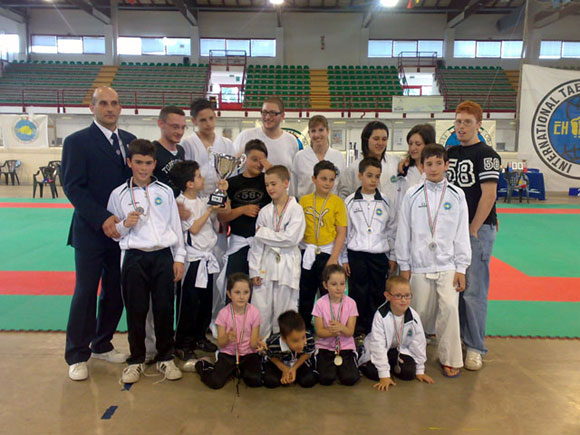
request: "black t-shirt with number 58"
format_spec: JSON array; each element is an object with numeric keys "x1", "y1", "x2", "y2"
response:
[{"x1": 447, "y1": 142, "x2": 501, "y2": 226}]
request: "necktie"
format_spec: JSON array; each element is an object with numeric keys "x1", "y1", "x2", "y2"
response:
[{"x1": 111, "y1": 132, "x2": 124, "y2": 166}]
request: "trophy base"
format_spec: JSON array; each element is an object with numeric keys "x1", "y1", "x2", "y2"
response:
[{"x1": 208, "y1": 192, "x2": 227, "y2": 206}]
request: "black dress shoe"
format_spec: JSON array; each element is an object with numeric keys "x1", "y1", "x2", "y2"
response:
[{"x1": 195, "y1": 337, "x2": 218, "y2": 353}]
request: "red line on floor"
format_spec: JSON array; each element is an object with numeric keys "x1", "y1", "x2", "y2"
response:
[
  {"x1": 0, "y1": 203, "x2": 73, "y2": 209},
  {"x1": 489, "y1": 257, "x2": 580, "y2": 302},
  {"x1": 0, "y1": 271, "x2": 76, "y2": 295},
  {"x1": 497, "y1": 209, "x2": 580, "y2": 214}
]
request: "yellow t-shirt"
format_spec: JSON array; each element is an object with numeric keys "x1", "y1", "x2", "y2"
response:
[{"x1": 300, "y1": 193, "x2": 347, "y2": 246}]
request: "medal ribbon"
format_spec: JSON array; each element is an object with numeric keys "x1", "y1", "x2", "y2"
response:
[
  {"x1": 273, "y1": 197, "x2": 291, "y2": 232},
  {"x1": 129, "y1": 177, "x2": 151, "y2": 216},
  {"x1": 229, "y1": 303, "x2": 248, "y2": 366},
  {"x1": 357, "y1": 197, "x2": 378, "y2": 233},
  {"x1": 392, "y1": 314, "x2": 405, "y2": 370},
  {"x1": 329, "y1": 297, "x2": 344, "y2": 355},
  {"x1": 313, "y1": 193, "x2": 330, "y2": 247},
  {"x1": 423, "y1": 180, "x2": 447, "y2": 240}
]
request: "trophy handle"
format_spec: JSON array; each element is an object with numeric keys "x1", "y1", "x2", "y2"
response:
[{"x1": 237, "y1": 153, "x2": 247, "y2": 168}]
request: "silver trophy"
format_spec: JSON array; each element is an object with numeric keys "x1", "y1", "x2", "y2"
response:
[{"x1": 207, "y1": 147, "x2": 246, "y2": 206}]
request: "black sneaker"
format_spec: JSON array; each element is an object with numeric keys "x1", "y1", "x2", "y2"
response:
[
  {"x1": 195, "y1": 337, "x2": 218, "y2": 353},
  {"x1": 176, "y1": 348, "x2": 198, "y2": 362}
]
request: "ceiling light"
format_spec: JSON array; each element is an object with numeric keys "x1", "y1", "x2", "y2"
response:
[
  {"x1": 380, "y1": 0, "x2": 398, "y2": 7},
  {"x1": 270, "y1": 0, "x2": 284, "y2": 5}
]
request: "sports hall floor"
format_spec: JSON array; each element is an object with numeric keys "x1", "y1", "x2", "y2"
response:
[{"x1": 1, "y1": 184, "x2": 579, "y2": 434}]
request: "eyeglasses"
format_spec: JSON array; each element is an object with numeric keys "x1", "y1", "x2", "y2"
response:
[
  {"x1": 261, "y1": 110, "x2": 282, "y2": 117},
  {"x1": 388, "y1": 293, "x2": 413, "y2": 301},
  {"x1": 454, "y1": 119, "x2": 475, "y2": 126}
]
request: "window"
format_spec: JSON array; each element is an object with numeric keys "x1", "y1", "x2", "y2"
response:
[
  {"x1": 250, "y1": 39, "x2": 275, "y2": 57},
  {"x1": 226, "y1": 39, "x2": 250, "y2": 56},
  {"x1": 562, "y1": 41, "x2": 580, "y2": 58},
  {"x1": 141, "y1": 38, "x2": 165, "y2": 55},
  {"x1": 501, "y1": 40, "x2": 523, "y2": 59},
  {"x1": 368, "y1": 40, "x2": 393, "y2": 58},
  {"x1": 393, "y1": 40, "x2": 417, "y2": 57},
  {"x1": 166, "y1": 38, "x2": 190, "y2": 55},
  {"x1": 31, "y1": 35, "x2": 57, "y2": 54},
  {"x1": 118, "y1": 37, "x2": 142, "y2": 55},
  {"x1": 83, "y1": 36, "x2": 105, "y2": 54},
  {"x1": 0, "y1": 34, "x2": 19, "y2": 54},
  {"x1": 540, "y1": 41, "x2": 562, "y2": 59},
  {"x1": 418, "y1": 40, "x2": 443, "y2": 57},
  {"x1": 476, "y1": 41, "x2": 501, "y2": 58},
  {"x1": 57, "y1": 37, "x2": 83, "y2": 54},
  {"x1": 454, "y1": 40, "x2": 476, "y2": 58},
  {"x1": 200, "y1": 39, "x2": 225, "y2": 56}
]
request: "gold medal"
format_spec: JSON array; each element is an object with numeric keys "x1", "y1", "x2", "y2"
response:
[
  {"x1": 334, "y1": 354, "x2": 343, "y2": 366},
  {"x1": 315, "y1": 247, "x2": 322, "y2": 255},
  {"x1": 275, "y1": 253, "x2": 281, "y2": 263}
]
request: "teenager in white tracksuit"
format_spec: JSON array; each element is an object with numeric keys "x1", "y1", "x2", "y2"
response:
[
  {"x1": 248, "y1": 195, "x2": 306, "y2": 338},
  {"x1": 395, "y1": 144, "x2": 471, "y2": 373}
]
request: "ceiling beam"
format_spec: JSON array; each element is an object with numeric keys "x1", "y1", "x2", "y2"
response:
[
  {"x1": 68, "y1": 0, "x2": 111, "y2": 24},
  {"x1": 447, "y1": 0, "x2": 493, "y2": 28},
  {"x1": 533, "y1": 0, "x2": 580, "y2": 29},
  {"x1": 0, "y1": 5, "x2": 26, "y2": 23},
  {"x1": 495, "y1": 3, "x2": 524, "y2": 32},
  {"x1": 172, "y1": 0, "x2": 198, "y2": 26}
]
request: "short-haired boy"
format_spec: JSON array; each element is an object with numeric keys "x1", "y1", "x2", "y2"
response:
[
  {"x1": 248, "y1": 165, "x2": 306, "y2": 337},
  {"x1": 359, "y1": 276, "x2": 434, "y2": 391},
  {"x1": 169, "y1": 160, "x2": 229, "y2": 365},
  {"x1": 298, "y1": 160, "x2": 347, "y2": 330},
  {"x1": 396, "y1": 144, "x2": 471, "y2": 378},
  {"x1": 218, "y1": 139, "x2": 271, "y2": 279},
  {"x1": 107, "y1": 139, "x2": 186, "y2": 383},
  {"x1": 181, "y1": 98, "x2": 235, "y2": 196},
  {"x1": 263, "y1": 310, "x2": 318, "y2": 388},
  {"x1": 343, "y1": 157, "x2": 397, "y2": 338}
]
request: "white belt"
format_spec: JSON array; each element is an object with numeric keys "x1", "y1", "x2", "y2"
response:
[{"x1": 301, "y1": 241, "x2": 334, "y2": 270}]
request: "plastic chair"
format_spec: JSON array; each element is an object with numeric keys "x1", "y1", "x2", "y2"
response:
[
  {"x1": 503, "y1": 171, "x2": 530, "y2": 204},
  {"x1": 32, "y1": 166, "x2": 59, "y2": 199},
  {"x1": 47, "y1": 160, "x2": 63, "y2": 186},
  {"x1": 0, "y1": 159, "x2": 21, "y2": 185}
]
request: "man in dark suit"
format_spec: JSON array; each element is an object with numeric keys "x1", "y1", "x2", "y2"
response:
[{"x1": 62, "y1": 86, "x2": 136, "y2": 381}]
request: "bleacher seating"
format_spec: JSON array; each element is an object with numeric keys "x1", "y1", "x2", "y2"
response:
[
  {"x1": 0, "y1": 61, "x2": 101, "y2": 106},
  {"x1": 328, "y1": 65, "x2": 403, "y2": 110},
  {"x1": 243, "y1": 65, "x2": 311, "y2": 109},
  {"x1": 112, "y1": 63, "x2": 209, "y2": 108},
  {"x1": 437, "y1": 66, "x2": 517, "y2": 111}
]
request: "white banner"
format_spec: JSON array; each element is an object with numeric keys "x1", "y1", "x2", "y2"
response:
[
  {"x1": 435, "y1": 120, "x2": 496, "y2": 148},
  {"x1": 519, "y1": 64, "x2": 580, "y2": 191},
  {"x1": 0, "y1": 114, "x2": 49, "y2": 148}
]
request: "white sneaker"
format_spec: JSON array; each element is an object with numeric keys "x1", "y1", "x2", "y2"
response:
[
  {"x1": 122, "y1": 364, "x2": 144, "y2": 384},
  {"x1": 156, "y1": 360, "x2": 182, "y2": 380},
  {"x1": 92, "y1": 349, "x2": 129, "y2": 364},
  {"x1": 464, "y1": 350, "x2": 483, "y2": 371},
  {"x1": 68, "y1": 362, "x2": 88, "y2": 381},
  {"x1": 181, "y1": 358, "x2": 199, "y2": 373}
]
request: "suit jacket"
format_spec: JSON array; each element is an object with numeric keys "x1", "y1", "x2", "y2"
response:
[{"x1": 62, "y1": 122, "x2": 136, "y2": 250}]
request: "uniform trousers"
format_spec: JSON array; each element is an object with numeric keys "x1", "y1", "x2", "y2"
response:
[
  {"x1": 263, "y1": 356, "x2": 318, "y2": 388},
  {"x1": 253, "y1": 281, "x2": 298, "y2": 338},
  {"x1": 197, "y1": 352, "x2": 262, "y2": 389},
  {"x1": 299, "y1": 252, "x2": 330, "y2": 329},
  {"x1": 121, "y1": 248, "x2": 176, "y2": 364},
  {"x1": 359, "y1": 349, "x2": 416, "y2": 381},
  {"x1": 175, "y1": 260, "x2": 213, "y2": 351},
  {"x1": 411, "y1": 270, "x2": 463, "y2": 368},
  {"x1": 316, "y1": 349, "x2": 360, "y2": 386},
  {"x1": 347, "y1": 250, "x2": 390, "y2": 335}
]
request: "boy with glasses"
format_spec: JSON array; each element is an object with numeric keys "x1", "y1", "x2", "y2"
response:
[
  {"x1": 358, "y1": 276, "x2": 434, "y2": 391},
  {"x1": 395, "y1": 144, "x2": 471, "y2": 378},
  {"x1": 447, "y1": 101, "x2": 501, "y2": 371},
  {"x1": 233, "y1": 96, "x2": 299, "y2": 171}
]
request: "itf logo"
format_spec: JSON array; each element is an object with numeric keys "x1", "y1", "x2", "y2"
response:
[
  {"x1": 531, "y1": 79, "x2": 580, "y2": 179},
  {"x1": 13, "y1": 117, "x2": 39, "y2": 144}
]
